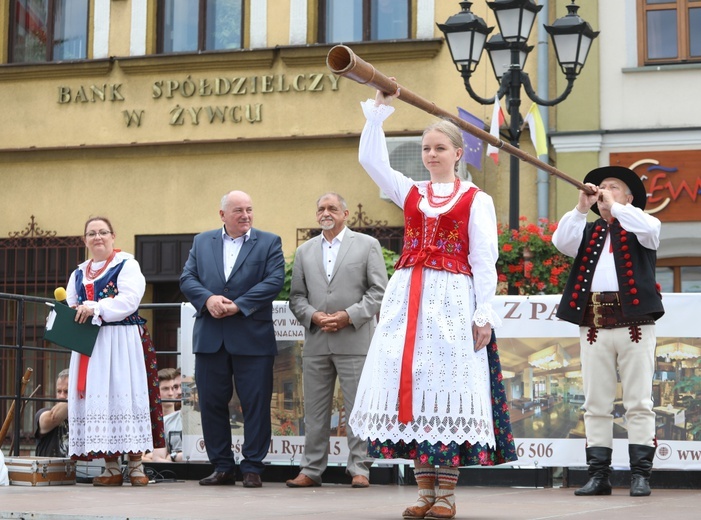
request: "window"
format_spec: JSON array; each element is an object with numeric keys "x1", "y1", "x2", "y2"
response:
[
  {"x1": 157, "y1": 0, "x2": 243, "y2": 53},
  {"x1": 657, "y1": 262, "x2": 701, "y2": 292},
  {"x1": 319, "y1": 0, "x2": 410, "y2": 44},
  {"x1": 638, "y1": 0, "x2": 701, "y2": 65},
  {"x1": 283, "y1": 381, "x2": 294, "y2": 411},
  {"x1": 0, "y1": 223, "x2": 85, "y2": 438},
  {"x1": 9, "y1": 0, "x2": 89, "y2": 63}
]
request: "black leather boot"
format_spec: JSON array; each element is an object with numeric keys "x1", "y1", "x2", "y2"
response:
[
  {"x1": 629, "y1": 444, "x2": 655, "y2": 497},
  {"x1": 574, "y1": 447, "x2": 613, "y2": 496}
]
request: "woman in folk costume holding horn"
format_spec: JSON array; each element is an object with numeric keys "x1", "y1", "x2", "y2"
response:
[
  {"x1": 66, "y1": 216, "x2": 163, "y2": 486},
  {"x1": 348, "y1": 89, "x2": 516, "y2": 519}
]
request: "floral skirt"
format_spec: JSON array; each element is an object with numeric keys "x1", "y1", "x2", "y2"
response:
[
  {"x1": 366, "y1": 333, "x2": 517, "y2": 467},
  {"x1": 142, "y1": 325, "x2": 166, "y2": 450}
]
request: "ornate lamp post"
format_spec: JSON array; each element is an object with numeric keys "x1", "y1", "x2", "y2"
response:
[{"x1": 438, "y1": 0, "x2": 598, "y2": 231}]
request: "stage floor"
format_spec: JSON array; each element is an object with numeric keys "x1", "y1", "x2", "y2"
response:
[{"x1": 2, "y1": 480, "x2": 701, "y2": 520}]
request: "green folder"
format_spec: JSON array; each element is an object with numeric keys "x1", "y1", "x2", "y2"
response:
[{"x1": 44, "y1": 303, "x2": 100, "y2": 356}]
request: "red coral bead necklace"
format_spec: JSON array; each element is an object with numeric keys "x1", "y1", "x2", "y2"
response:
[
  {"x1": 426, "y1": 177, "x2": 460, "y2": 208},
  {"x1": 86, "y1": 250, "x2": 117, "y2": 281}
]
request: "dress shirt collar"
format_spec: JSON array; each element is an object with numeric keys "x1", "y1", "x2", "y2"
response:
[
  {"x1": 222, "y1": 227, "x2": 251, "y2": 242},
  {"x1": 321, "y1": 226, "x2": 347, "y2": 246}
]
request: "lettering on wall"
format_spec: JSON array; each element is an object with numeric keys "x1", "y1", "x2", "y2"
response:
[
  {"x1": 56, "y1": 73, "x2": 341, "y2": 128},
  {"x1": 57, "y1": 84, "x2": 125, "y2": 103}
]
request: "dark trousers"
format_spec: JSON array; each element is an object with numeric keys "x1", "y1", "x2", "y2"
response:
[{"x1": 195, "y1": 346, "x2": 274, "y2": 475}]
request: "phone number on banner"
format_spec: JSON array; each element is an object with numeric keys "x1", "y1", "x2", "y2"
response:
[{"x1": 505, "y1": 438, "x2": 587, "y2": 466}]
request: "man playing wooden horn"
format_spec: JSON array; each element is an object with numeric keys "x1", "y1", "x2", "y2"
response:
[{"x1": 553, "y1": 166, "x2": 664, "y2": 497}]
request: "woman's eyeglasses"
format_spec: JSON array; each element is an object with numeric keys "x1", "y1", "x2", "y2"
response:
[{"x1": 85, "y1": 230, "x2": 112, "y2": 239}]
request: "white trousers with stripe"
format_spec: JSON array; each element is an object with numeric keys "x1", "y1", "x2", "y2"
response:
[{"x1": 579, "y1": 324, "x2": 656, "y2": 448}]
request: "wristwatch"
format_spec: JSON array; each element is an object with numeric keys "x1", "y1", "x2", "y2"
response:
[{"x1": 170, "y1": 452, "x2": 177, "y2": 462}]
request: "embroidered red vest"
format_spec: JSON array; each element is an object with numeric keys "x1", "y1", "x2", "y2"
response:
[{"x1": 395, "y1": 184, "x2": 479, "y2": 274}]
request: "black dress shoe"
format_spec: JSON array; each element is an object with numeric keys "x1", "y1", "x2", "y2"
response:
[
  {"x1": 199, "y1": 471, "x2": 237, "y2": 486},
  {"x1": 242, "y1": 472, "x2": 262, "y2": 488}
]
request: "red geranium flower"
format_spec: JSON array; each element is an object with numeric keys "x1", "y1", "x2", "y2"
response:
[{"x1": 496, "y1": 218, "x2": 572, "y2": 295}]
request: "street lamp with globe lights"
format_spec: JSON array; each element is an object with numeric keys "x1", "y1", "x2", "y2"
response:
[{"x1": 438, "y1": 0, "x2": 599, "y2": 231}]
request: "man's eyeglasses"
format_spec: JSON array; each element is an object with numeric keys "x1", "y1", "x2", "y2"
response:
[{"x1": 85, "y1": 230, "x2": 112, "y2": 239}]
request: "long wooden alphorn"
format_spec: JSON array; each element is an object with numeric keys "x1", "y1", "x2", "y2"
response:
[
  {"x1": 326, "y1": 44, "x2": 595, "y2": 195},
  {"x1": 0, "y1": 367, "x2": 33, "y2": 447}
]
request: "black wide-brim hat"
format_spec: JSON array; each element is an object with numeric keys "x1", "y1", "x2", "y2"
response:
[{"x1": 582, "y1": 166, "x2": 647, "y2": 215}]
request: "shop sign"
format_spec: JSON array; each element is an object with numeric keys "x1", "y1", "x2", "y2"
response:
[
  {"x1": 611, "y1": 151, "x2": 701, "y2": 222},
  {"x1": 55, "y1": 73, "x2": 340, "y2": 128}
]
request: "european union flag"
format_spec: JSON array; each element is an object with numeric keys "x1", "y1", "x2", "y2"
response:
[{"x1": 457, "y1": 107, "x2": 484, "y2": 170}]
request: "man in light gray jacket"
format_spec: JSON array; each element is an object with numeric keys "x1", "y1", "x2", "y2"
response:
[{"x1": 286, "y1": 192, "x2": 387, "y2": 488}]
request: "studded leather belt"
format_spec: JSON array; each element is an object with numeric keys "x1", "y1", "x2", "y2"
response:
[{"x1": 581, "y1": 291, "x2": 654, "y2": 329}]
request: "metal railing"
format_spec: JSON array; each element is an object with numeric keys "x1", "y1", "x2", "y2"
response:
[{"x1": 0, "y1": 292, "x2": 181, "y2": 456}]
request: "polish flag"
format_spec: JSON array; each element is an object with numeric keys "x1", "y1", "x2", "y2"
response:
[{"x1": 486, "y1": 95, "x2": 505, "y2": 165}]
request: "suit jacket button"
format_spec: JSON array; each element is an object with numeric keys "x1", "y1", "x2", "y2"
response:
[{"x1": 223, "y1": 288, "x2": 229, "y2": 292}]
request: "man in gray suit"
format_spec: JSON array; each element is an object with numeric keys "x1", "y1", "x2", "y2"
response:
[{"x1": 286, "y1": 192, "x2": 388, "y2": 488}]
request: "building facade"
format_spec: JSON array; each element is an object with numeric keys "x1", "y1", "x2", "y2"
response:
[
  {"x1": 551, "y1": 0, "x2": 701, "y2": 293},
  {"x1": 10, "y1": 1, "x2": 700, "y2": 442},
  {"x1": 2, "y1": 0, "x2": 570, "y2": 363}
]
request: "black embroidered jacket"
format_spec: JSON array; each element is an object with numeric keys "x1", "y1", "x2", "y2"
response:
[{"x1": 556, "y1": 218, "x2": 665, "y2": 326}]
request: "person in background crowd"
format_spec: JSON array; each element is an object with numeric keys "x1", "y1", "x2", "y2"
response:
[
  {"x1": 35, "y1": 369, "x2": 69, "y2": 457},
  {"x1": 144, "y1": 368, "x2": 183, "y2": 463},
  {"x1": 553, "y1": 166, "x2": 664, "y2": 497}
]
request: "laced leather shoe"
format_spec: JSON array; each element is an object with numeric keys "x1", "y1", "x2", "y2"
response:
[
  {"x1": 351, "y1": 475, "x2": 370, "y2": 488},
  {"x1": 242, "y1": 472, "x2": 262, "y2": 488},
  {"x1": 128, "y1": 467, "x2": 149, "y2": 487},
  {"x1": 424, "y1": 495, "x2": 456, "y2": 519},
  {"x1": 199, "y1": 471, "x2": 237, "y2": 486},
  {"x1": 92, "y1": 467, "x2": 123, "y2": 487},
  {"x1": 286, "y1": 473, "x2": 321, "y2": 488},
  {"x1": 402, "y1": 495, "x2": 435, "y2": 519}
]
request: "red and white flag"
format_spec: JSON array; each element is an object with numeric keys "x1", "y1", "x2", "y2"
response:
[{"x1": 486, "y1": 95, "x2": 505, "y2": 165}]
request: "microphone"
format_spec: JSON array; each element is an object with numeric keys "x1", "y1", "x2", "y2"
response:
[{"x1": 54, "y1": 287, "x2": 68, "y2": 305}]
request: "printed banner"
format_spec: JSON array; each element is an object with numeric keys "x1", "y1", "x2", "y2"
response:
[{"x1": 180, "y1": 294, "x2": 701, "y2": 469}]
